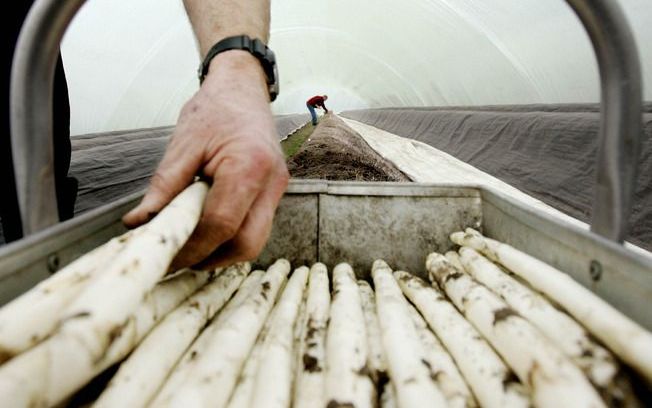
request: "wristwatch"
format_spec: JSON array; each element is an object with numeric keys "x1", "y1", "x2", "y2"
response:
[{"x1": 198, "y1": 35, "x2": 279, "y2": 102}]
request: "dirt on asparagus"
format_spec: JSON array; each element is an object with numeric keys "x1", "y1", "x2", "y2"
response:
[{"x1": 286, "y1": 114, "x2": 410, "y2": 182}]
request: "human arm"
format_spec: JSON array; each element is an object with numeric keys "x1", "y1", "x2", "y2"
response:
[{"x1": 122, "y1": 0, "x2": 288, "y2": 269}]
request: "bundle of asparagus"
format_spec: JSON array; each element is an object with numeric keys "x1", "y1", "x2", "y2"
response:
[
  {"x1": 427, "y1": 252, "x2": 605, "y2": 407},
  {"x1": 1, "y1": 185, "x2": 650, "y2": 408},
  {"x1": 394, "y1": 270, "x2": 529, "y2": 408},
  {"x1": 152, "y1": 259, "x2": 291, "y2": 407},
  {"x1": 450, "y1": 228, "x2": 652, "y2": 386},
  {"x1": 0, "y1": 182, "x2": 210, "y2": 406},
  {"x1": 95, "y1": 263, "x2": 252, "y2": 407}
]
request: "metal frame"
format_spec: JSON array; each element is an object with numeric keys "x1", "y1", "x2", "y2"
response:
[{"x1": 10, "y1": 0, "x2": 644, "y2": 242}]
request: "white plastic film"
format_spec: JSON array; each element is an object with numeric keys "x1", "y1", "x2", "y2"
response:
[{"x1": 61, "y1": 0, "x2": 652, "y2": 135}]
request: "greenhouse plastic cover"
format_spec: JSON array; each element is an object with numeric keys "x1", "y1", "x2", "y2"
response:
[{"x1": 61, "y1": 0, "x2": 652, "y2": 135}]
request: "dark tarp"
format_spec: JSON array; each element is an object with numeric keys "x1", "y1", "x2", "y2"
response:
[{"x1": 341, "y1": 104, "x2": 652, "y2": 251}]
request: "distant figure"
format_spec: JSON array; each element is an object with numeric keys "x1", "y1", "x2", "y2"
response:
[{"x1": 306, "y1": 94, "x2": 329, "y2": 125}]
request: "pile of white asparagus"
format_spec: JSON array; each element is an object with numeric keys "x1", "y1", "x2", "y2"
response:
[{"x1": 0, "y1": 181, "x2": 650, "y2": 407}]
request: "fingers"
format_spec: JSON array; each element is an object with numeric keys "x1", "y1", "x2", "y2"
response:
[
  {"x1": 122, "y1": 137, "x2": 201, "y2": 228},
  {"x1": 193, "y1": 168, "x2": 288, "y2": 269},
  {"x1": 171, "y1": 149, "x2": 284, "y2": 269}
]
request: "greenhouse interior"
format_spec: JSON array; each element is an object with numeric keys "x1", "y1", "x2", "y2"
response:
[{"x1": 0, "y1": 0, "x2": 650, "y2": 407}]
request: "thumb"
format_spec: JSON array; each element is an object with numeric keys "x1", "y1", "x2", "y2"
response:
[{"x1": 123, "y1": 146, "x2": 201, "y2": 228}]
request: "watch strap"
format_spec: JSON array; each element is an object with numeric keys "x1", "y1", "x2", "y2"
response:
[{"x1": 198, "y1": 35, "x2": 278, "y2": 101}]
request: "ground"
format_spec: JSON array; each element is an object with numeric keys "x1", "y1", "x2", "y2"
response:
[{"x1": 284, "y1": 114, "x2": 410, "y2": 182}]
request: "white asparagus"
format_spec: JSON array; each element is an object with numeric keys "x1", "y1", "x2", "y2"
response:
[
  {"x1": 451, "y1": 228, "x2": 652, "y2": 384},
  {"x1": 427, "y1": 252, "x2": 605, "y2": 408},
  {"x1": 395, "y1": 270, "x2": 529, "y2": 408},
  {"x1": 153, "y1": 259, "x2": 291, "y2": 407},
  {"x1": 150, "y1": 269, "x2": 265, "y2": 399},
  {"x1": 325, "y1": 263, "x2": 375, "y2": 408},
  {"x1": 358, "y1": 280, "x2": 388, "y2": 384},
  {"x1": 0, "y1": 267, "x2": 212, "y2": 407},
  {"x1": 458, "y1": 247, "x2": 619, "y2": 387},
  {"x1": 228, "y1": 267, "x2": 307, "y2": 408},
  {"x1": 293, "y1": 263, "x2": 331, "y2": 408},
  {"x1": 371, "y1": 260, "x2": 448, "y2": 408},
  {"x1": 226, "y1": 287, "x2": 276, "y2": 408},
  {"x1": 250, "y1": 266, "x2": 309, "y2": 408},
  {"x1": 0, "y1": 181, "x2": 208, "y2": 405},
  {"x1": 94, "y1": 263, "x2": 251, "y2": 408},
  {"x1": 291, "y1": 268, "x2": 309, "y2": 392},
  {"x1": 0, "y1": 229, "x2": 137, "y2": 361},
  {"x1": 405, "y1": 301, "x2": 477, "y2": 408}
]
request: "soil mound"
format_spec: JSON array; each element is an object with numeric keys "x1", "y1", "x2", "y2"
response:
[{"x1": 287, "y1": 114, "x2": 409, "y2": 182}]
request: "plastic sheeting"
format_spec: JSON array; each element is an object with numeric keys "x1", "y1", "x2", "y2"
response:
[{"x1": 61, "y1": 0, "x2": 652, "y2": 135}]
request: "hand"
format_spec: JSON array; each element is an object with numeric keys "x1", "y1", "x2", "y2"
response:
[{"x1": 123, "y1": 51, "x2": 289, "y2": 269}]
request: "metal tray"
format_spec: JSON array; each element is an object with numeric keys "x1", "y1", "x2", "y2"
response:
[{"x1": 1, "y1": 180, "x2": 650, "y2": 332}]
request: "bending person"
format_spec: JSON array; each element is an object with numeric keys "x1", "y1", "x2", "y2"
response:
[{"x1": 306, "y1": 94, "x2": 329, "y2": 125}]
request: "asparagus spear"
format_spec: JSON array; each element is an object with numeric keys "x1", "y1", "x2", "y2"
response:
[
  {"x1": 457, "y1": 247, "x2": 623, "y2": 392},
  {"x1": 451, "y1": 228, "x2": 652, "y2": 384},
  {"x1": 226, "y1": 294, "x2": 275, "y2": 408},
  {"x1": 152, "y1": 259, "x2": 291, "y2": 407},
  {"x1": 395, "y1": 270, "x2": 529, "y2": 408},
  {"x1": 228, "y1": 267, "x2": 304, "y2": 408},
  {"x1": 358, "y1": 280, "x2": 388, "y2": 385},
  {"x1": 0, "y1": 267, "x2": 212, "y2": 407},
  {"x1": 293, "y1": 263, "x2": 331, "y2": 408},
  {"x1": 250, "y1": 266, "x2": 309, "y2": 408},
  {"x1": 291, "y1": 268, "x2": 309, "y2": 401},
  {"x1": 405, "y1": 301, "x2": 477, "y2": 408},
  {"x1": 372, "y1": 260, "x2": 448, "y2": 408},
  {"x1": 325, "y1": 263, "x2": 375, "y2": 408},
  {"x1": 94, "y1": 263, "x2": 250, "y2": 408},
  {"x1": 427, "y1": 252, "x2": 605, "y2": 408}
]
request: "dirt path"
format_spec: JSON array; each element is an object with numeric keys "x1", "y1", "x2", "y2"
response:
[{"x1": 286, "y1": 114, "x2": 410, "y2": 182}]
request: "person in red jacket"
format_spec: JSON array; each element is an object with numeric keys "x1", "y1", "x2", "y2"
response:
[{"x1": 306, "y1": 94, "x2": 329, "y2": 125}]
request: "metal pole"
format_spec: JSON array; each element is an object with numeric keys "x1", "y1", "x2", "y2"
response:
[
  {"x1": 565, "y1": 0, "x2": 642, "y2": 242},
  {"x1": 10, "y1": 0, "x2": 86, "y2": 235}
]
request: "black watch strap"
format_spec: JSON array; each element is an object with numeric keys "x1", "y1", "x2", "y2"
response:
[{"x1": 198, "y1": 35, "x2": 279, "y2": 101}]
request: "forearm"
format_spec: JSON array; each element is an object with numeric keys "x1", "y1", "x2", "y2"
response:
[{"x1": 183, "y1": 0, "x2": 271, "y2": 57}]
